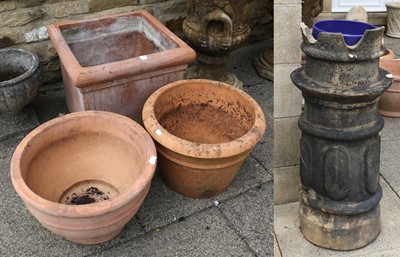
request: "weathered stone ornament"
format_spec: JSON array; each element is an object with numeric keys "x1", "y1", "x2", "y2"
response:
[
  {"x1": 291, "y1": 23, "x2": 392, "y2": 250},
  {"x1": 253, "y1": 1, "x2": 273, "y2": 81},
  {"x1": 254, "y1": 48, "x2": 273, "y2": 81},
  {"x1": 0, "y1": 48, "x2": 41, "y2": 140},
  {"x1": 386, "y1": 2, "x2": 400, "y2": 38},
  {"x1": 183, "y1": 0, "x2": 251, "y2": 88}
]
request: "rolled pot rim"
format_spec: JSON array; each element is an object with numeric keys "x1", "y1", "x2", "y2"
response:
[
  {"x1": 380, "y1": 59, "x2": 400, "y2": 81},
  {"x1": 386, "y1": 2, "x2": 400, "y2": 8},
  {"x1": 0, "y1": 48, "x2": 40, "y2": 87},
  {"x1": 10, "y1": 111, "x2": 157, "y2": 218},
  {"x1": 142, "y1": 79, "x2": 267, "y2": 159}
]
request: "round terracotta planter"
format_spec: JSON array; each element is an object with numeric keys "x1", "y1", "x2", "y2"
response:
[
  {"x1": 142, "y1": 79, "x2": 266, "y2": 198},
  {"x1": 11, "y1": 111, "x2": 157, "y2": 244},
  {"x1": 381, "y1": 48, "x2": 395, "y2": 60},
  {"x1": 379, "y1": 59, "x2": 400, "y2": 117}
]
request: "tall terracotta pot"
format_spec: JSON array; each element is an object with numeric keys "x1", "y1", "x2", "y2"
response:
[
  {"x1": 11, "y1": 111, "x2": 157, "y2": 244},
  {"x1": 379, "y1": 59, "x2": 400, "y2": 117},
  {"x1": 142, "y1": 79, "x2": 266, "y2": 198}
]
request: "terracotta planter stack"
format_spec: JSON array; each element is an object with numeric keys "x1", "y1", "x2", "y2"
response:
[
  {"x1": 379, "y1": 58, "x2": 400, "y2": 117},
  {"x1": 143, "y1": 79, "x2": 266, "y2": 198},
  {"x1": 11, "y1": 111, "x2": 157, "y2": 244},
  {"x1": 10, "y1": 9, "x2": 268, "y2": 244},
  {"x1": 381, "y1": 48, "x2": 396, "y2": 60}
]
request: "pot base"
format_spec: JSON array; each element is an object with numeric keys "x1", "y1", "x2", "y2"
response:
[
  {"x1": 68, "y1": 227, "x2": 124, "y2": 245},
  {"x1": 254, "y1": 48, "x2": 273, "y2": 81},
  {"x1": 299, "y1": 200, "x2": 381, "y2": 250},
  {"x1": 379, "y1": 109, "x2": 400, "y2": 117},
  {"x1": 156, "y1": 149, "x2": 246, "y2": 199},
  {"x1": 59, "y1": 179, "x2": 119, "y2": 205},
  {"x1": 386, "y1": 31, "x2": 400, "y2": 38},
  {"x1": 378, "y1": 90, "x2": 400, "y2": 117}
]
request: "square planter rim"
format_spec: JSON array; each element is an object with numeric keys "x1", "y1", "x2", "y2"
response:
[{"x1": 47, "y1": 10, "x2": 196, "y2": 88}]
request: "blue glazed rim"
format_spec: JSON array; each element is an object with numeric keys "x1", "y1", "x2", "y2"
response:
[{"x1": 312, "y1": 19, "x2": 376, "y2": 46}]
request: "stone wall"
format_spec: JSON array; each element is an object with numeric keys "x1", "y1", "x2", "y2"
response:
[
  {"x1": 0, "y1": 0, "x2": 270, "y2": 87},
  {"x1": 274, "y1": 0, "x2": 302, "y2": 204}
]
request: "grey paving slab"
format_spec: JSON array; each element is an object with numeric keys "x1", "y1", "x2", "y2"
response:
[
  {"x1": 274, "y1": 234, "x2": 282, "y2": 257},
  {"x1": 245, "y1": 83, "x2": 274, "y2": 173},
  {"x1": 219, "y1": 181, "x2": 274, "y2": 257},
  {"x1": 135, "y1": 170, "x2": 211, "y2": 231},
  {"x1": 380, "y1": 117, "x2": 400, "y2": 142},
  {"x1": 136, "y1": 155, "x2": 272, "y2": 232},
  {"x1": 380, "y1": 138, "x2": 400, "y2": 193},
  {"x1": 89, "y1": 207, "x2": 256, "y2": 257},
  {"x1": 227, "y1": 39, "x2": 273, "y2": 87},
  {"x1": 31, "y1": 87, "x2": 70, "y2": 123},
  {"x1": 274, "y1": 178, "x2": 400, "y2": 257}
]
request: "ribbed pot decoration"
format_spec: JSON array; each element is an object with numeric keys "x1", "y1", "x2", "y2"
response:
[
  {"x1": 290, "y1": 22, "x2": 392, "y2": 250},
  {"x1": 386, "y1": 2, "x2": 400, "y2": 38}
]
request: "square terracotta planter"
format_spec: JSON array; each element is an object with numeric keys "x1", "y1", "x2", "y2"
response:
[{"x1": 47, "y1": 11, "x2": 196, "y2": 123}]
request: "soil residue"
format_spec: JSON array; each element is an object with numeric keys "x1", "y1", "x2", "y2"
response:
[
  {"x1": 64, "y1": 186, "x2": 110, "y2": 205},
  {"x1": 159, "y1": 103, "x2": 250, "y2": 144}
]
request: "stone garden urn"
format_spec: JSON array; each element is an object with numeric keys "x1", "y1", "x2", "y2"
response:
[
  {"x1": 183, "y1": 0, "x2": 251, "y2": 88},
  {"x1": 386, "y1": 2, "x2": 400, "y2": 38},
  {"x1": 0, "y1": 48, "x2": 41, "y2": 139},
  {"x1": 142, "y1": 79, "x2": 266, "y2": 198},
  {"x1": 291, "y1": 21, "x2": 392, "y2": 250},
  {"x1": 253, "y1": 0, "x2": 274, "y2": 81},
  {"x1": 11, "y1": 111, "x2": 157, "y2": 244}
]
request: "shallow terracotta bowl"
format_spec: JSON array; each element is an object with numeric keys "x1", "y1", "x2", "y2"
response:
[{"x1": 11, "y1": 111, "x2": 157, "y2": 244}]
